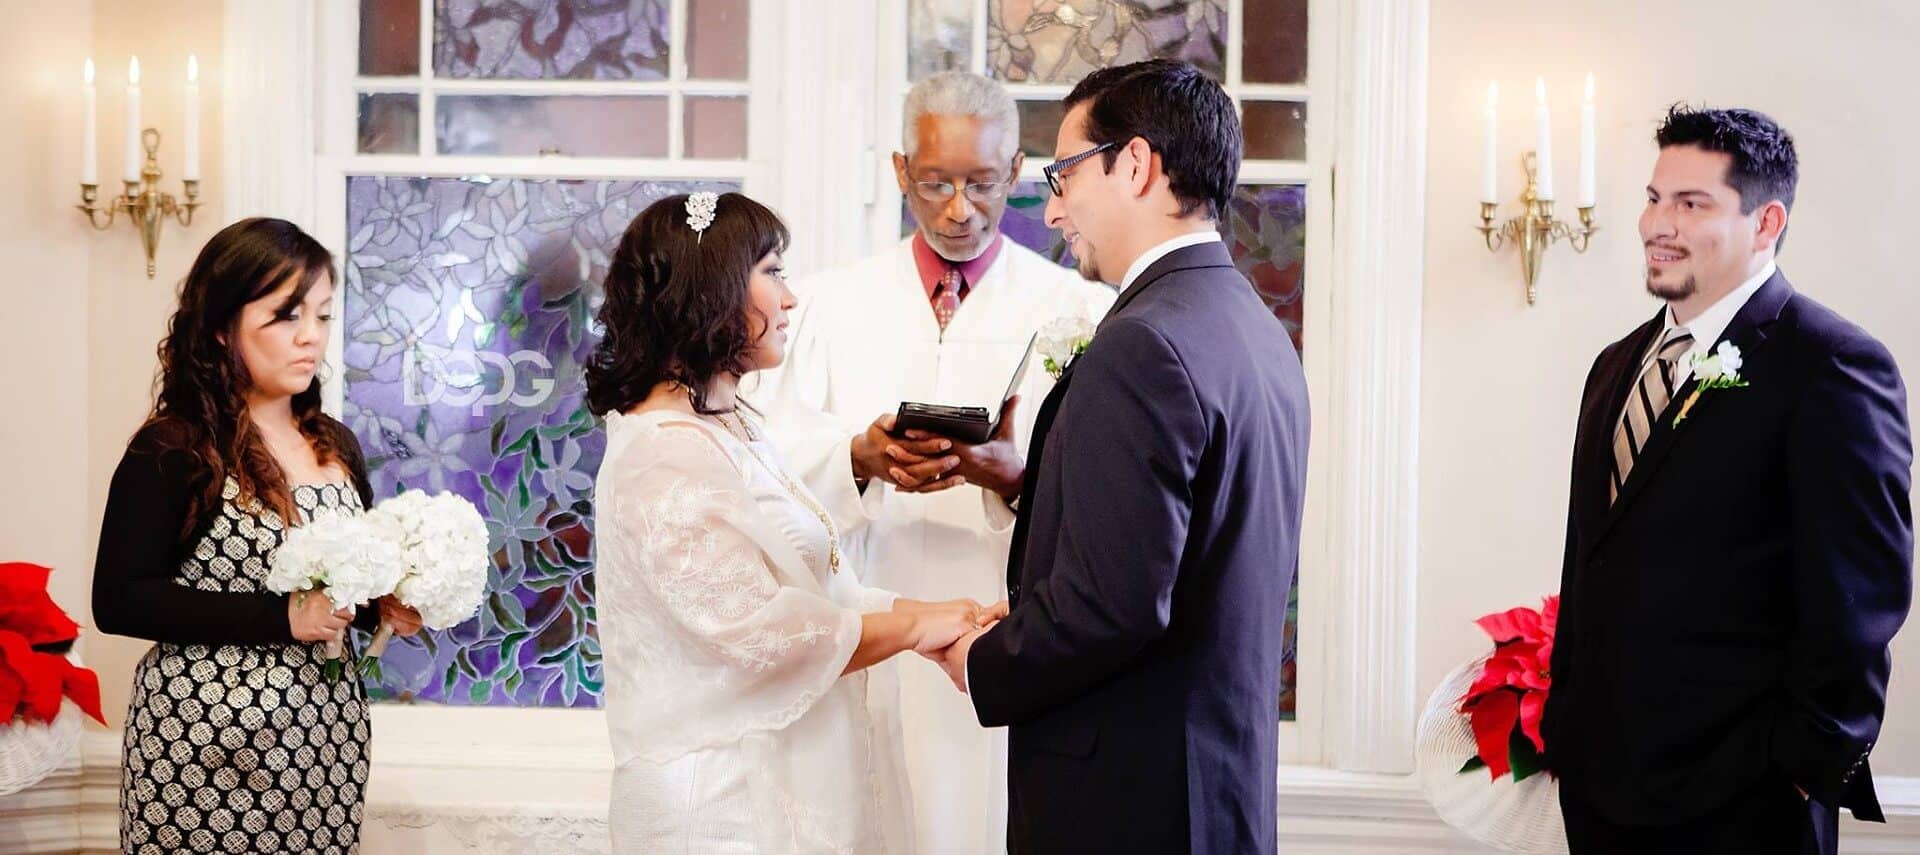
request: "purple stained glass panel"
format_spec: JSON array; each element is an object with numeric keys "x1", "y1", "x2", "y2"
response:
[
  {"x1": 434, "y1": 0, "x2": 670, "y2": 80},
  {"x1": 1226, "y1": 183, "x2": 1305, "y2": 352},
  {"x1": 343, "y1": 175, "x2": 737, "y2": 707},
  {"x1": 987, "y1": 0, "x2": 1227, "y2": 84}
]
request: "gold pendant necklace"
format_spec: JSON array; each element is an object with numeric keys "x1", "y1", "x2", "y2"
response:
[{"x1": 718, "y1": 412, "x2": 843, "y2": 574}]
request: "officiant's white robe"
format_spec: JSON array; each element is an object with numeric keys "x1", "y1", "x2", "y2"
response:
[{"x1": 748, "y1": 237, "x2": 1113, "y2": 854}]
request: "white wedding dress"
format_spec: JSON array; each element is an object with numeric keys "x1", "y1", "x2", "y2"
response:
[{"x1": 594, "y1": 410, "x2": 915, "y2": 854}]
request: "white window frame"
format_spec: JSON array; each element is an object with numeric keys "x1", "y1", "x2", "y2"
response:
[
  {"x1": 313, "y1": 0, "x2": 782, "y2": 409},
  {"x1": 302, "y1": 0, "x2": 788, "y2": 774}
]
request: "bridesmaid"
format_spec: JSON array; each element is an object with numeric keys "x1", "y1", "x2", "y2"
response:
[{"x1": 92, "y1": 217, "x2": 423, "y2": 854}]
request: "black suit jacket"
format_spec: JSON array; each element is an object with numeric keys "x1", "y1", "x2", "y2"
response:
[
  {"x1": 1543, "y1": 271, "x2": 1913, "y2": 827},
  {"x1": 967, "y1": 241, "x2": 1310, "y2": 855}
]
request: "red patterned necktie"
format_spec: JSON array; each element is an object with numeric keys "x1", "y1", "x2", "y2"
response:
[{"x1": 932, "y1": 267, "x2": 965, "y2": 333}]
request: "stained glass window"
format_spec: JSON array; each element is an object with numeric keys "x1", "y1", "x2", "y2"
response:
[
  {"x1": 358, "y1": 93, "x2": 421, "y2": 155},
  {"x1": 435, "y1": 95, "x2": 671, "y2": 158},
  {"x1": 1227, "y1": 184, "x2": 1306, "y2": 350},
  {"x1": 343, "y1": 176, "x2": 737, "y2": 706},
  {"x1": 986, "y1": 1, "x2": 1227, "y2": 85},
  {"x1": 432, "y1": 0, "x2": 671, "y2": 81},
  {"x1": 346, "y1": 0, "x2": 756, "y2": 708},
  {"x1": 907, "y1": 0, "x2": 972, "y2": 81},
  {"x1": 361, "y1": 0, "x2": 421, "y2": 76},
  {"x1": 358, "y1": 1, "x2": 749, "y2": 160},
  {"x1": 901, "y1": 0, "x2": 1315, "y2": 720}
]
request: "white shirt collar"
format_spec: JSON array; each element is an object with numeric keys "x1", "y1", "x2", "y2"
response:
[
  {"x1": 1663, "y1": 259, "x2": 1776, "y2": 346},
  {"x1": 1119, "y1": 230, "x2": 1222, "y2": 291}
]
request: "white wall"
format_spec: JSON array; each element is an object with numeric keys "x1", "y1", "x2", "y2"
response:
[
  {"x1": 0, "y1": 0, "x2": 93, "y2": 668},
  {"x1": 78, "y1": 0, "x2": 226, "y2": 726},
  {"x1": 0, "y1": 0, "x2": 223, "y2": 727},
  {"x1": 1420, "y1": 0, "x2": 1920, "y2": 775}
]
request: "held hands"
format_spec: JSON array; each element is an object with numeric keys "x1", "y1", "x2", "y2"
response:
[
  {"x1": 900, "y1": 598, "x2": 990, "y2": 654},
  {"x1": 288, "y1": 589, "x2": 353, "y2": 643},
  {"x1": 926, "y1": 600, "x2": 1009, "y2": 693}
]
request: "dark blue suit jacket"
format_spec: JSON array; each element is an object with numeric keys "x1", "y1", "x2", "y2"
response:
[
  {"x1": 1543, "y1": 271, "x2": 1913, "y2": 829},
  {"x1": 966, "y1": 241, "x2": 1310, "y2": 855}
]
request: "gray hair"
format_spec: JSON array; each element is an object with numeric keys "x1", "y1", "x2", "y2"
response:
[{"x1": 901, "y1": 71, "x2": 1019, "y2": 161}]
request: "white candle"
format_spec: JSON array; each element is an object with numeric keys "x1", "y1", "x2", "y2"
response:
[
  {"x1": 1578, "y1": 72, "x2": 1596, "y2": 208},
  {"x1": 123, "y1": 56, "x2": 142, "y2": 184},
  {"x1": 1481, "y1": 81, "x2": 1498, "y2": 204},
  {"x1": 1533, "y1": 77, "x2": 1554, "y2": 201},
  {"x1": 82, "y1": 59, "x2": 96, "y2": 186},
  {"x1": 184, "y1": 54, "x2": 200, "y2": 181}
]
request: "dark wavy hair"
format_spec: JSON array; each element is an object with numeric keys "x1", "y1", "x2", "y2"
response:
[
  {"x1": 143, "y1": 217, "x2": 344, "y2": 535},
  {"x1": 1656, "y1": 104, "x2": 1799, "y2": 249},
  {"x1": 585, "y1": 192, "x2": 790, "y2": 416},
  {"x1": 1064, "y1": 58, "x2": 1242, "y2": 221}
]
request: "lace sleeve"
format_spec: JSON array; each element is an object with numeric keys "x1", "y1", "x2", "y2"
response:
[
  {"x1": 825, "y1": 560, "x2": 898, "y2": 614},
  {"x1": 597, "y1": 422, "x2": 862, "y2": 759}
]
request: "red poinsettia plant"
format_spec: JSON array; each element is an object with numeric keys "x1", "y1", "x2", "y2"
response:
[
  {"x1": 0, "y1": 563, "x2": 105, "y2": 727},
  {"x1": 1458, "y1": 595, "x2": 1558, "y2": 782}
]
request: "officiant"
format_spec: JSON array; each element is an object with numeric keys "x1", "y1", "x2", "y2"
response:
[{"x1": 747, "y1": 70, "x2": 1113, "y2": 855}]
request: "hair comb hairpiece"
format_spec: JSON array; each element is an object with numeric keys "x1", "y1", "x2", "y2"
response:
[{"x1": 685, "y1": 192, "x2": 718, "y2": 242}]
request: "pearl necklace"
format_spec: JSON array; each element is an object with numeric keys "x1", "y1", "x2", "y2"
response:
[{"x1": 717, "y1": 412, "x2": 842, "y2": 575}]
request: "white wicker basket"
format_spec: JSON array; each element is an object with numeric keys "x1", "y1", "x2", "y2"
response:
[
  {"x1": 0, "y1": 700, "x2": 84, "y2": 797},
  {"x1": 1416, "y1": 655, "x2": 1569, "y2": 855}
]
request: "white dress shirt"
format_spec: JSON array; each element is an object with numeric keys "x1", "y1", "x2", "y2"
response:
[{"x1": 1118, "y1": 230, "x2": 1223, "y2": 291}]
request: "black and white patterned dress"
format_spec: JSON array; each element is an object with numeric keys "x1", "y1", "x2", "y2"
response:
[{"x1": 95, "y1": 421, "x2": 378, "y2": 855}]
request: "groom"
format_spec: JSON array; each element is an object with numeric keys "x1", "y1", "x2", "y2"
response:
[
  {"x1": 1544, "y1": 106, "x2": 1912, "y2": 854},
  {"x1": 935, "y1": 59, "x2": 1309, "y2": 854}
]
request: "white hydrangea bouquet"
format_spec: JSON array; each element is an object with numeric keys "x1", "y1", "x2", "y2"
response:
[
  {"x1": 358, "y1": 490, "x2": 491, "y2": 678},
  {"x1": 265, "y1": 509, "x2": 405, "y2": 680},
  {"x1": 1037, "y1": 314, "x2": 1096, "y2": 380}
]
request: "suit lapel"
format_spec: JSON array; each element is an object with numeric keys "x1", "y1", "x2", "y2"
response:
[
  {"x1": 1575, "y1": 316, "x2": 1664, "y2": 536},
  {"x1": 1591, "y1": 272, "x2": 1793, "y2": 545}
]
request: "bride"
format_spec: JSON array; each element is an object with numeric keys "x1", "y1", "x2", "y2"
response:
[{"x1": 585, "y1": 192, "x2": 997, "y2": 854}]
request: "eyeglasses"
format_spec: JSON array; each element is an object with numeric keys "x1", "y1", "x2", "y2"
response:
[
  {"x1": 1042, "y1": 142, "x2": 1118, "y2": 197},
  {"x1": 912, "y1": 177, "x2": 1015, "y2": 204},
  {"x1": 909, "y1": 156, "x2": 1020, "y2": 205}
]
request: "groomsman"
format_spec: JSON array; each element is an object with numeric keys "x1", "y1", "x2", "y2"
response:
[
  {"x1": 750, "y1": 71, "x2": 1113, "y2": 854},
  {"x1": 1544, "y1": 105, "x2": 1913, "y2": 854}
]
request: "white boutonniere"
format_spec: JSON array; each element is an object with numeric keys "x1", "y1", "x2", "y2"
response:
[
  {"x1": 1673, "y1": 341, "x2": 1749, "y2": 427},
  {"x1": 1037, "y1": 314, "x2": 1095, "y2": 380}
]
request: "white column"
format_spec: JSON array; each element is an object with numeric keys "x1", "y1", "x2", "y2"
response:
[
  {"x1": 768, "y1": 0, "x2": 879, "y2": 277},
  {"x1": 222, "y1": 0, "x2": 316, "y2": 229},
  {"x1": 1312, "y1": 0, "x2": 1429, "y2": 774}
]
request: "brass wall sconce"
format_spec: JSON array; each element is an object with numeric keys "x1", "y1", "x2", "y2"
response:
[
  {"x1": 76, "y1": 55, "x2": 202, "y2": 279},
  {"x1": 1477, "y1": 152, "x2": 1597, "y2": 306},
  {"x1": 78, "y1": 129, "x2": 201, "y2": 279}
]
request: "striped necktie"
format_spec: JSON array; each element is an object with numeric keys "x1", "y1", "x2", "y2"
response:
[
  {"x1": 1610, "y1": 329, "x2": 1695, "y2": 503},
  {"x1": 932, "y1": 267, "x2": 965, "y2": 333}
]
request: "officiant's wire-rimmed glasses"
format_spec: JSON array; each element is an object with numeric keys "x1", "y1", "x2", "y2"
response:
[
  {"x1": 911, "y1": 157, "x2": 1022, "y2": 204},
  {"x1": 1042, "y1": 142, "x2": 1119, "y2": 197}
]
